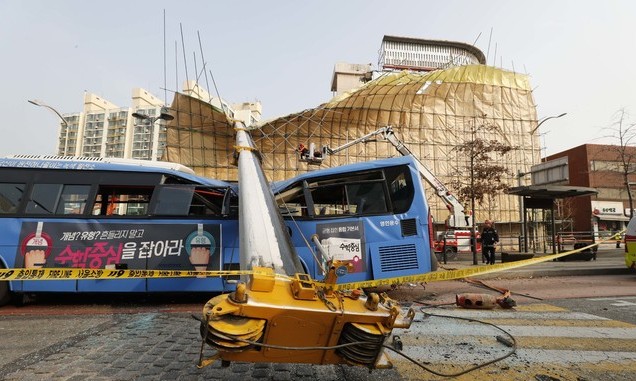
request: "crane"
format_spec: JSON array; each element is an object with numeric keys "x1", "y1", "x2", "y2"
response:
[{"x1": 298, "y1": 126, "x2": 471, "y2": 229}]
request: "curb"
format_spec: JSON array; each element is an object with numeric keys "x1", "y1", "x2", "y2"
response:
[{"x1": 470, "y1": 267, "x2": 633, "y2": 279}]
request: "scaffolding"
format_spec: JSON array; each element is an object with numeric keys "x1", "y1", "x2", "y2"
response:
[{"x1": 164, "y1": 64, "x2": 540, "y2": 225}]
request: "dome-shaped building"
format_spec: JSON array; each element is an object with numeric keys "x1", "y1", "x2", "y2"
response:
[{"x1": 165, "y1": 64, "x2": 540, "y2": 236}]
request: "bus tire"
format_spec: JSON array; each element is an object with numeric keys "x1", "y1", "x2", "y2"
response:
[
  {"x1": 430, "y1": 249, "x2": 439, "y2": 271},
  {"x1": 444, "y1": 247, "x2": 458, "y2": 261},
  {"x1": 0, "y1": 279, "x2": 10, "y2": 307}
]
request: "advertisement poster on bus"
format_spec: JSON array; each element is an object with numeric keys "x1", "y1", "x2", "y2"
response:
[
  {"x1": 14, "y1": 221, "x2": 221, "y2": 271},
  {"x1": 316, "y1": 221, "x2": 365, "y2": 273}
]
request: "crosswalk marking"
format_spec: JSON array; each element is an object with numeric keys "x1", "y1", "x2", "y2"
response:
[
  {"x1": 518, "y1": 336, "x2": 636, "y2": 352},
  {"x1": 483, "y1": 318, "x2": 634, "y2": 327},
  {"x1": 415, "y1": 309, "x2": 610, "y2": 320},
  {"x1": 514, "y1": 303, "x2": 568, "y2": 312},
  {"x1": 393, "y1": 302, "x2": 636, "y2": 380},
  {"x1": 409, "y1": 319, "x2": 636, "y2": 338},
  {"x1": 587, "y1": 296, "x2": 636, "y2": 301}
]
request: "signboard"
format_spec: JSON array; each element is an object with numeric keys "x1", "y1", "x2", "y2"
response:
[
  {"x1": 592, "y1": 201, "x2": 625, "y2": 216},
  {"x1": 15, "y1": 221, "x2": 221, "y2": 271},
  {"x1": 316, "y1": 221, "x2": 365, "y2": 273}
]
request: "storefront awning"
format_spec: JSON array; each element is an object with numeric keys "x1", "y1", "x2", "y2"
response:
[{"x1": 594, "y1": 214, "x2": 630, "y2": 222}]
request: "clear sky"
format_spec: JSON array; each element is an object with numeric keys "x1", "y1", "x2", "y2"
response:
[{"x1": 1, "y1": 0, "x2": 635, "y2": 157}]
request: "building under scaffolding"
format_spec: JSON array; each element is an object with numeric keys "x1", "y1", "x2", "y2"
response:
[{"x1": 164, "y1": 64, "x2": 540, "y2": 234}]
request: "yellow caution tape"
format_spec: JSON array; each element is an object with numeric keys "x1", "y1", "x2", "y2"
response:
[
  {"x1": 0, "y1": 268, "x2": 254, "y2": 281},
  {"x1": 0, "y1": 232, "x2": 624, "y2": 288},
  {"x1": 322, "y1": 232, "x2": 624, "y2": 291}
]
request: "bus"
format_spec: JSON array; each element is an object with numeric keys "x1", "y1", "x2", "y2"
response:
[
  {"x1": 0, "y1": 155, "x2": 436, "y2": 305},
  {"x1": 272, "y1": 155, "x2": 437, "y2": 284}
]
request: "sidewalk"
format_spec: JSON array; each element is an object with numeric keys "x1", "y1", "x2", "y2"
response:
[{"x1": 437, "y1": 248, "x2": 632, "y2": 279}]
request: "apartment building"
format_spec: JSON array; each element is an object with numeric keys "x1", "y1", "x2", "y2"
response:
[{"x1": 56, "y1": 82, "x2": 261, "y2": 161}]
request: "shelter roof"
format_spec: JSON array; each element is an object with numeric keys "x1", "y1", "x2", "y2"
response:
[{"x1": 506, "y1": 185, "x2": 598, "y2": 199}]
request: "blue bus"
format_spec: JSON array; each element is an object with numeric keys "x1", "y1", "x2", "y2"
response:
[
  {"x1": 273, "y1": 155, "x2": 437, "y2": 284},
  {"x1": 0, "y1": 155, "x2": 436, "y2": 305}
]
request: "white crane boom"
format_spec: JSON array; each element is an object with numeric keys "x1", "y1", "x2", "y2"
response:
[{"x1": 305, "y1": 126, "x2": 470, "y2": 228}]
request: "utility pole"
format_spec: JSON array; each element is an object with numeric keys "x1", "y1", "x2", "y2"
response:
[{"x1": 470, "y1": 124, "x2": 478, "y2": 265}]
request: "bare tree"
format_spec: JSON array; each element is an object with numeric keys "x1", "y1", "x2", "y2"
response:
[
  {"x1": 451, "y1": 118, "x2": 516, "y2": 264},
  {"x1": 602, "y1": 108, "x2": 636, "y2": 219}
]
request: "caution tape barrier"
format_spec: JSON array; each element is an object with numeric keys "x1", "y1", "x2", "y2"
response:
[
  {"x1": 325, "y1": 242, "x2": 596, "y2": 291},
  {"x1": 0, "y1": 233, "x2": 624, "y2": 290},
  {"x1": 0, "y1": 268, "x2": 258, "y2": 281}
]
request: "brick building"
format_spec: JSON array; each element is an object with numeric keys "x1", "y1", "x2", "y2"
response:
[{"x1": 545, "y1": 144, "x2": 636, "y2": 236}]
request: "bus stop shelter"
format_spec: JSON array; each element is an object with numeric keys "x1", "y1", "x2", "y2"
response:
[{"x1": 506, "y1": 185, "x2": 598, "y2": 253}]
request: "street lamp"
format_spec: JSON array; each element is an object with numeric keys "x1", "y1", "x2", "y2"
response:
[
  {"x1": 28, "y1": 99, "x2": 69, "y2": 127},
  {"x1": 131, "y1": 107, "x2": 174, "y2": 160},
  {"x1": 517, "y1": 171, "x2": 529, "y2": 252},
  {"x1": 518, "y1": 112, "x2": 566, "y2": 252},
  {"x1": 529, "y1": 112, "x2": 567, "y2": 135}
]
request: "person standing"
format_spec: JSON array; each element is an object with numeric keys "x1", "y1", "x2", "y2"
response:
[{"x1": 481, "y1": 219, "x2": 499, "y2": 265}]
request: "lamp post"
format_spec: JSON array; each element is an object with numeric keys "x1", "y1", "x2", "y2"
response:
[
  {"x1": 131, "y1": 107, "x2": 174, "y2": 160},
  {"x1": 530, "y1": 112, "x2": 567, "y2": 135},
  {"x1": 28, "y1": 99, "x2": 70, "y2": 156},
  {"x1": 28, "y1": 99, "x2": 69, "y2": 127},
  {"x1": 517, "y1": 171, "x2": 529, "y2": 252},
  {"x1": 470, "y1": 125, "x2": 477, "y2": 265},
  {"x1": 518, "y1": 112, "x2": 566, "y2": 252}
]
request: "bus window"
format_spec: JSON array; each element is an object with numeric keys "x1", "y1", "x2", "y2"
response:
[
  {"x1": 348, "y1": 182, "x2": 387, "y2": 215},
  {"x1": 190, "y1": 187, "x2": 227, "y2": 216},
  {"x1": 384, "y1": 165, "x2": 414, "y2": 214},
  {"x1": 58, "y1": 185, "x2": 91, "y2": 215},
  {"x1": 148, "y1": 185, "x2": 228, "y2": 217},
  {"x1": 275, "y1": 185, "x2": 308, "y2": 217},
  {"x1": 25, "y1": 184, "x2": 62, "y2": 215},
  {"x1": 150, "y1": 185, "x2": 196, "y2": 216},
  {"x1": 25, "y1": 184, "x2": 90, "y2": 215},
  {"x1": 92, "y1": 186, "x2": 153, "y2": 216},
  {"x1": 311, "y1": 184, "x2": 351, "y2": 216},
  {"x1": 0, "y1": 183, "x2": 25, "y2": 214},
  {"x1": 308, "y1": 170, "x2": 388, "y2": 217}
]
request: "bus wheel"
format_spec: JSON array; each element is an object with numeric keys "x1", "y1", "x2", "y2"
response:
[
  {"x1": 430, "y1": 250, "x2": 439, "y2": 271},
  {"x1": 0, "y1": 279, "x2": 10, "y2": 306},
  {"x1": 444, "y1": 247, "x2": 458, "y2": 261}
]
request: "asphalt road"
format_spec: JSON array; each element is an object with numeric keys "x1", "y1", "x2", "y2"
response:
[{"x1": 1, "y1": 275, "x2": 636, "y2": 380}]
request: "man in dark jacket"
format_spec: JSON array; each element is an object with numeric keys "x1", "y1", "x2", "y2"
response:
[{"x1": 481, "y1": 220, "x2": 499, "y2": 265}]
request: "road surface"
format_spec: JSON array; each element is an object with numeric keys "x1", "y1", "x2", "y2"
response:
[{"x1": 0, "y1": 275, "x2": 634, "y2": 380}]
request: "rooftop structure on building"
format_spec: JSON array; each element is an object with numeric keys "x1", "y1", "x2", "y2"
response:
[
  {"x1": 378, "y1": 35, "x2": 486, "y2": 72},
  {"x1": 331, "y1": 35, "x2": 487, "y2": 96}
]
